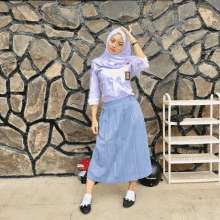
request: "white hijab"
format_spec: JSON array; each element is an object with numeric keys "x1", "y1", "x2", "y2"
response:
[{"x1": 92, "y1": 27, "x2": 138, "y2": 70}]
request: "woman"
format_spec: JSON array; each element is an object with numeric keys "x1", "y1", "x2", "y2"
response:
[{"x1": 80, "y1": 26, "x2": 153, "y2": 214}]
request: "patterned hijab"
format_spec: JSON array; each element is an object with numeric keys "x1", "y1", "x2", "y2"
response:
[{"x1": 92, "y1": 27, "x2": 137, "y2": 70}]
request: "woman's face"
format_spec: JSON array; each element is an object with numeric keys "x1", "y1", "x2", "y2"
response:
[{"x1": 107, "y1": 33, "x2": 124, "y2": 55}]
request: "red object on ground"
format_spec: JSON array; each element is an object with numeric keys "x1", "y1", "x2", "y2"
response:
[{"x1": 77, "y1": 158, "x2": 91, "y2": 170}]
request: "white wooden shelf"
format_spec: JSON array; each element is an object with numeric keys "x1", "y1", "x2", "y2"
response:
[
  {"x1": 163, "y1": 99, "x2": 220, "y2": 106},
  {"x1": 164, "y1": 135, "x2": 220, "y2": 145},
  {"x1": 163, "y1": 153, "x2": 219, "y2": 164},
  {"x1": 162, "y1": 93, "x2": 220, "y2": 184},
  {"x1": 164, "y1": 118, "x2": 220, "y2": 125},
  {"x1": 163, "y1": 171, "x2": 219, "y2": 184}
]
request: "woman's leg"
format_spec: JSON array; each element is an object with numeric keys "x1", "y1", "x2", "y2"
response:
[
  {"x1": 85, "y1": 178, "x2": 96, "y2": 194},
  {"x1": 128, "y1": 180, "x2": 137, "y2": 191}
]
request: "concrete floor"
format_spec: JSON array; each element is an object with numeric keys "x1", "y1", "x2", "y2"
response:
[{"x1": 0, "y1": 175, "x2": 220, "y2": 220}]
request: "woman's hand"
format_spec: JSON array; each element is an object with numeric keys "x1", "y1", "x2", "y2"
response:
[
  {"x1": 91, "y1": 119, "x2": 99, "y2": 135},
  {"x1": 120, "y1": 26, "x2": 137, "y2": 44}
]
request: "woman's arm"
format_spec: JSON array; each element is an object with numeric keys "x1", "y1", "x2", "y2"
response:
[
  {"x1": 120, "y1": 26, "x2": 145, "y2": 59},
  {"x1": 91, "y1": 105, "x2": 98, "y2": 125},
  {"x1": 132, "y1": 42, "x2": 145, "y2": 59},
  {"x1": 88, "y1": 61, "x2": 100, "y2": 124}
]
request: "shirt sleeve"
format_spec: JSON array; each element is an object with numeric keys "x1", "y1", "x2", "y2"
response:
[
  {"x1": 130, "y1": 56, "x2": 149, "y2": 80},
  {"x1": 88, "y1": 61, "x2": 100, "y2": 105}
]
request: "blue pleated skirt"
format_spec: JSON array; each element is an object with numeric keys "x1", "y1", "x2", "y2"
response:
[{"x1": 87, "y1": 95, "x2": 153, "y2": 183}]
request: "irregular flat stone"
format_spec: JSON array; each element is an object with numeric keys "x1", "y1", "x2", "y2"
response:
[
  {"x1": 10, "y1": 95, "x2": 23, "y2": 113},
  {"x1": 50, "y1": 39, "x2": 60, "y2": 48},
  {"x1": 72, "y1": 41, "x2": 90, "y2": 57},
  {"x1": 0, "y1": 76, "x2": 6, "y2": 94},
  {"x1": 205, "y1": 33, "x2": 219, "y2": 49},
  {"x1": 87, "y1": 44, "x2": 105, "y2": 66},
  {"x1": 24, "y1": 76, "x2": 47, "y2": 122},
  {"x1": 144, "y1": 41, "x2": 160, "y2": 57},
  {"x1": 184, "y1": 30, "x2": 208, "y2": 45},
  {"x1": 10, "y1": 72, "x2": 24, "y2": 92},
  {"x1": 140, "y1": 75, "x2": 157, "y2": 96},
  {"x1": 41, "y1": 3, "x2": 80, "y2": 29},
  {"x1": 85, "y1": 19, "x2": 109, "y2": 33},
  {"x1": 194, "y1": 76, "x2": 212, "y2": 97},
  {"x1": 82, "y1": 3, "x2": 97, "y2": 18},
  {"x1": 152, "y1": 0, "x2": 170, "y2": 19},
  {"x1": 0, "y1": 147, "x2": 32, "y2": 176},
  {"x1": 143, "y1": 1, "x2": 153, "y2": 15},
  {"x1": 177, "y1": 77, "x2": 194, "y2": 114},
  {"x1": 47, "y1": 79, "x2": 68, "y2": 119},
  {"x1": 64, "y1": 67, "x2": 78, "y2": 90},
  {"x1": 35, "y1": 146, "x2": 84, "y2": 174},
  {"x1": 98, "y1": 31, "x2": 111, "y2": 44},
  {"x1": 163, "y1": 28, "x2": 182, "y2": 50},
  {"x1": 198, "y1": 63, "x2": 218, "y2": 78},
  {"x1": 206, "y1": 0, "x2": 220, "y2": 12},
  {"x1": 0, "y1": 2, "x2": 9, "y2": 12},
  {"x1": 64, "y1": 109, "x2": 87, "y2": 123},
  {"x1": 0, "y1": 16, "x2": 12, "y2": 28},
  {"x1": 179, "y1": 61, "x2": 195, "y2": 75},
  {"x1": 77, "y1": 27, "x2": 94, "y2": 44},
  {"x1": 58, "y1": 0, "x2": 81, "y2": 5},
  {"x1": 214, "y1": 81, "x2": 220, "y2": 94},
  {"x1": 9, "y1": 0, "x2": 22, "y2": 3},
  {"x1": 189, "y1": 43, "x2": 201, "y2": 64},
  {"x1": 199, "y1": 6, "x2": 220, "y2": 30},
  {"x1": 58, "y1": 118, "x2": 94, "y2": 142},
  {"x1": 29, "y1": 39, "x2": 57, "y2": 71},
  {"x1": 28, "y1": 0, "x2": 41, "y2": 8},
  {"x1": 211, "y1": 48, "x2": 220, "y2": 67},
  {"x1": 0, "y1": 31, "x2": 9, "y2": 50},
  {"x1": 145, "y1": 119, "x2": 160, "y2": 145},
  {"x1": 0, "y1": 97, "x2": 9, "y2": 118},
  {"x1": 81, "y1": 69, "x2": 90, "y2": 90},
  {"x1": 28, "y1": 122, "x2": 50, "y2": 159},
  {"x1": 51, "y1": 126, "x2": 63, "y2": 146},
  {"x1": 61, "y1": 144, "x2": 91, "y2": 153},
  {"x1": 12, "y1": 5, "x2": 39, "y2": 21},
  {"x1": 153, "y1": 71, "x2": 177, "y2": 109},
  {"x1": 155, "y1": 10, "x2": 174, "y2": 35},
  {"x1": 130, "y1": 22, "x2": 144, "y2": 35},
  {"x1": 179, "y1": 2, "x2": 195, "y2": 20},
  {"x1": 13, "y1": 35, "x2": 33, "y2": 57},
  {"x1": 0, "y1": 52, "x2": 17, "y2": 76},
  {"x1": 10, "y1": 24, "x2": 42, "y2": 34},
  {"x1": 45, "y1": 61, "x2": 62, "y2": 80},
  {"x1": 0, "y1": 126, "x2": 23, "y2": 150},
  {"x1": 44, "y1": 24, "x2": 74, "y2": 38},
  {"x1": 142, "y1": 17, "x2": 156, "y2": 34},
  {"x1": 174, "y1": 0, "x2": 184, "y2": 3},
  {"x1": 67, "y1": 92, "x2": 85, "y2": 111},
  {"x1": 171, "y1": 43, "x2": 188, "y2": 62},
  {"x1": 8, "y1": 113, "x2": 26, "y2": 133},
  {"x1": 181, "y1": 17, "x2": 202, "y2": 32},
  {"x1": 146, "y1": 54, "x2": 175, "y2": 79},
  {"x1": 20, "y1": 58, "x2": 37, "y2": 80},
  {"x1": 100, "y1": 1, "x2": 140, "y2": 22},
  {"x1": 69, "y1": 52, "x2": 84, "y2": 75},
  {"x1": 136, "y1": 34, "x2": 151, "y2": 48},
  {"x1": 61, "y1": 41, "x2": 71, "y2": 62}
]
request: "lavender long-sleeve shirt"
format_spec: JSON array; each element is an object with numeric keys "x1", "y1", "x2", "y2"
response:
[{"x1": 88, "y1": 56, "x2": 149, "y2": 105}]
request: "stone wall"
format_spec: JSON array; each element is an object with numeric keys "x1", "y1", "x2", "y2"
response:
[{"x1": 0, "y1": 0, "x2": 220, "y2": 177}]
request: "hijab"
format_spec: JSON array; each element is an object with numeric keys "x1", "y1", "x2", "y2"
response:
[{"x1": 92, "y1": 27, "x2": 139, "y2": 70}]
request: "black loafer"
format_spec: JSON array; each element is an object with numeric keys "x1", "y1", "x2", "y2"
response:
[
  {"x1": 123, "y1": 193, "x2": 136, "y2": 208},
  {"x1": 80, "y1": 203, "x2": 91, "y2": 214}
]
